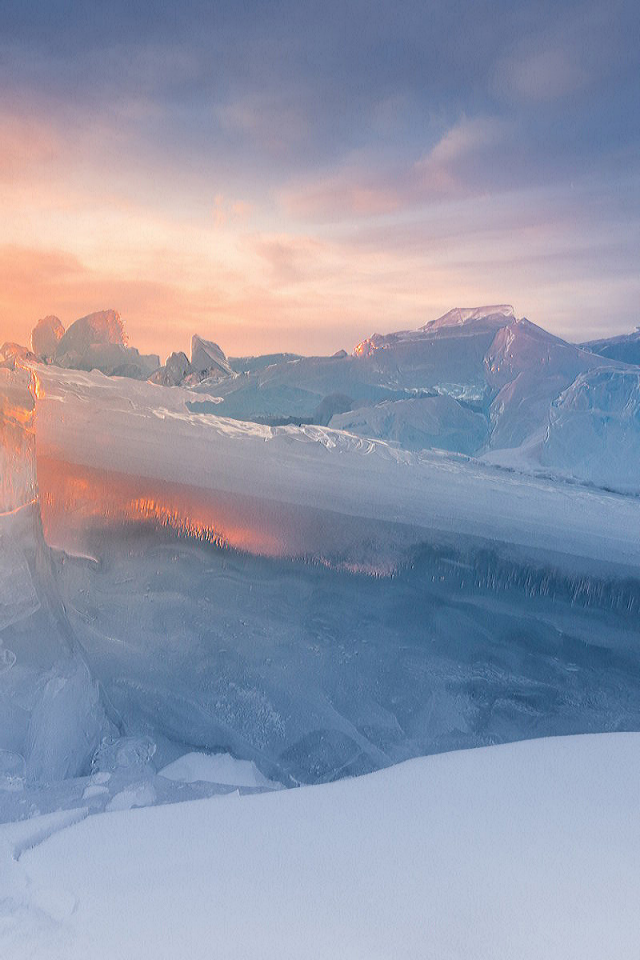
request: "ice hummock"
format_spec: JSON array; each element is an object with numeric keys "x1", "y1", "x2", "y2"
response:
[
  {"x1": 31, "y1": 315, "x2": 65, "y2": 362},
  {"x1": 53, "y1": 310, "x2": 160, "y2": 379},
  {"x1": 0, "y1": 362, "x2": 637, "y2": 793},
  {"x1": 3, "y1": 306, "x2": 640, "y2": 796}
]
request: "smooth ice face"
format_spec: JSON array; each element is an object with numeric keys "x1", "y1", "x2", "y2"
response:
[{"x1": 2, "y1": 362, "x2": 640, "y2": 790}]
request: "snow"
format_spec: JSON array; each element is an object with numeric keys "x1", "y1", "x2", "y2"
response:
[
  {"x1": 0, "y1": 733, "x2": 639, "y2": 959},
  {"x1": 159, "y1": 751, "x2": 279, "y2": 788}
]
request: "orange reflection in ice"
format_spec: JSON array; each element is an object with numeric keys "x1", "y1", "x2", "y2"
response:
[{"x1": 37, "y1": 456, "x2": 286, "y2": 558}]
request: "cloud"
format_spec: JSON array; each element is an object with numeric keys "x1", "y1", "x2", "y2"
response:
[
  {"x1": 280, "y1": 117, "x2": 511, "y2": 221},
  {"x1": 490, "y1": 1, "x2": 635, "y2": 105},
  {"x1": 0, "y1": 112, "x2": 62, "y2": 180},
  {"x1": 0, "y1": 0, "x2": 637, "y2": 355},
  {"x1": 496, "y1": 47, "x2": 588, "y2": 103}
]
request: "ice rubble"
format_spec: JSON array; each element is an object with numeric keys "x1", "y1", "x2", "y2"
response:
[
  {"x1": 34, "y1": 310, "x2": 160, "y2": 380},
  {"x1": 178, "y1": 305, "x2": 640, "y2": 494},
  {"x1": 19, "y1": 301, "x2": 640, "y2": 494},
  {"x1": 0, "y1": 359, "x2": 638, "y2": 796},
  {"x1": 30, "y1": 316, "x2": 64, "y2": 363}
]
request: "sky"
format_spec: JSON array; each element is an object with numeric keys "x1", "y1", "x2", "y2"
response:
[{"x1": 0, "y1": 0, "x2": 638, "y2": 360}]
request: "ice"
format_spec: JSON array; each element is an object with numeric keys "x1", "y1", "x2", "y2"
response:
[
  {"x1": 93, "y1": 736, "x2": 157, "y2": 774},
  {"x1": 0, "y1": 367, "x2": 37, "y2": 513},
  {"x1": 190, "y1": 335, "x2": 234, "y2": 378},
  {"x1": 0, "y1": 750, "x2": 25, "y2": 791},
  {"x1": 149, "y1": 350, "x2": 193, "y2": 386},
  {"x1": 25, "y1": 664, "x2": 108, "y2": 782},
  {"x1": 53, "y1": 311, "x2": 160, "y2": 379},
  {"x1": 56, "y1": 310, "x2": 126, "y2": 353},
  {"x1": 0, "y1": 368, "x2": 113, "y2": 783},
  {"x1": 539, "y1": 368, "x2": 640, "y2": 491},
  {"x1": 581, "y1": 327, "x2": 640, "y2": 365},
  {"x1": 420, "y1": 303, "x2": 515, "y2": 330},
  {"x1": 150, "y1": 337, "x2": 233, "y2": 388},
  {"x1": 30, "y1": 316, "x2": 65, "y2": 363},
  {"x1": 0, "y1": 362, "x2": 632, "y2": 788},
  {"x1": 330, "y1": 393, "x2": 488, "y2": 453},
  {"x1": 2, "y1": 310, "x2": 640, "y2": 794},
  {"x1": 106, "y1": 782, "x2": 156, "y2": 812},
  {"x1": 0, "y1": 343, "x2": 37, "y2": 367}
]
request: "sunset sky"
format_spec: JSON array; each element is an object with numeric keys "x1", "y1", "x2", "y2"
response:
[{"x1": 1, "y1": 0, "x2": 638, "y2": 360}]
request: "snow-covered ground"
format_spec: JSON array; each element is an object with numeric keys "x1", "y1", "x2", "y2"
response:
[{"x1": 1, "y1": 733, "x2": 639, "y2": 960}]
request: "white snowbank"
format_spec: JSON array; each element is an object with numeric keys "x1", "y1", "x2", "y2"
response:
[{"x1": 1, "y1": 733, "x2": 638, "y2": 959}]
